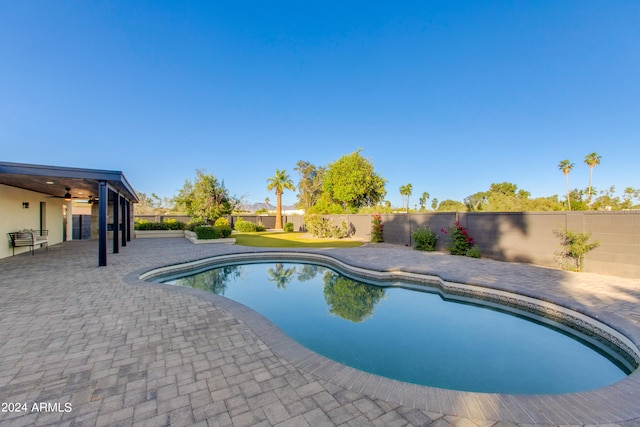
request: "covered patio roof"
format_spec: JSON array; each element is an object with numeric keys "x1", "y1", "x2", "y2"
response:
[
  {"x1": 0, "y1": 161, "x2": 139, "y2": 266},
  {"x1": 0, "y1": 161, "x2": 138, "y2": 202}
]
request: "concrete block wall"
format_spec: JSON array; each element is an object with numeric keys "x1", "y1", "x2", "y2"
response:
[
  {"x1": 132, "y1": 211, "x2": 639, "y2": 278},
  {"x1": 376, "y1": 211, "x2": 639, "y2": 279}
]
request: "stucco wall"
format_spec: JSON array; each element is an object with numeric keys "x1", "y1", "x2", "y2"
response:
[{"x1": 1, "y1": 183, "x2": 71, "y2": 258}]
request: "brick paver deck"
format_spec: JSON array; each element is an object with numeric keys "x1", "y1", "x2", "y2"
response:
[{"x1": 1, "y1": 238, "x2": 639, "y2": 426}]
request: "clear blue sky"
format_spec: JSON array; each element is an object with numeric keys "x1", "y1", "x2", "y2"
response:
[{"x1": 2, "y1": 1, "x2": 639, "y2": 208}]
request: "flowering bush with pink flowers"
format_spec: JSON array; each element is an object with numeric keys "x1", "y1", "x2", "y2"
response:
[
  {"x1": 371, "y1": 214, "x2": 384, "y2": 242},
  {"x1": 441, "y1": 221, "x2": 481, "y2": 258}
]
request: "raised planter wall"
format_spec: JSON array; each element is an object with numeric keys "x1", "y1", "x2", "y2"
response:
[
  {"x1": 184, "y1": 230, "x2": 235, "y2": 245},
  {"x1": 134, "y1": 230, "x2": 185, "y2": 239}
]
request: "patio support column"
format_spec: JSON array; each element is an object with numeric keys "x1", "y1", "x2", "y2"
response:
[
  {"x1": 113, "y1": 190, "x2": 119, "y2": 254},
  {"x1": 126, "y1": 200, "x2": 131, "y2": 242},
  {"x1": 120, "y1": 196, "x2": 126, "y2": 247},
  {"x1": 98, "y1": 181, "x2": 108, "y2": 266}
]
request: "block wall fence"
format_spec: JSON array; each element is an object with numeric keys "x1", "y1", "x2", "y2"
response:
[{"x1": 134, "y1": 212, "x2": 640, "y2": 279}]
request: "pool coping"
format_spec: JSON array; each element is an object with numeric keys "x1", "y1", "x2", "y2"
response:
[{"x1": 135, "y1": 250, "x2": 640, "y2": 424}]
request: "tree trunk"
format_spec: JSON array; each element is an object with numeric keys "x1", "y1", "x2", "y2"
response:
[
  {"x1": 565, "y1": 174, "x2": 572, "y2": 211},
  {"x1": 275, "y1": 190, "x2": 283, "y2": 229}
]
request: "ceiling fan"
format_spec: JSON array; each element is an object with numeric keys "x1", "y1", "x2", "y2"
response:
[
  {"x1": 46, "y1": 187, "x2": 79, "y2": 201},
  {"x1": 75, "y1": 195, "x2": 99, "y2": 204}
]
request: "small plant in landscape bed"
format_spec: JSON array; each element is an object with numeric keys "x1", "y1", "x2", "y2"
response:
[
  {"x1": 441, "y1": 221, "x2": 481, "y2": 258},
  {"x1": 412, "y1": 227, "x2": 438, "y2": 251},
  {"x1": 554, "y1": 228, "x2": 600, "y2": 272},
  {"x1": 195, "y1": 225, "x2": 220, "y2": 240},
  {"x1": 234, "y1": 218, "x2": 258, "y2": 232},
  {"x1": 216, "y1": 224, "x2": 233, "y2": 238},
  {"x1": 371, "y1": 214, "x2": 383, "y2": 242},
  {"x1": 283, "y1": 222, "x2": 294, "y2": 232}
]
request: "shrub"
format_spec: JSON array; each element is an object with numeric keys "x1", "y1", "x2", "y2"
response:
[
  {"x1": 216, "y1": 224, "x2": 233, "y2": 238},
  {"x1": 165, "y1": 221, "x2": 186, "y2": 230},
  {"x1": 371, "y1": 214, "x2": 383, "y2": 242},
  {"x1": 195, "y1": 225, "x2": 220, "y2": 240},
  {"x1": 304, "y1": 214, "x2": 351, "y2": 238},
  {"x1": 441, "y1": 221, "x2": 480, "y2": 257},
  {"x1": 134, "y1": 221, "x2": 185, "y2": 230},
  {"x1": 234, "y1": 218, "x2": 257, "y2": 232},
  {"x1": 554, "y1": 228, "x2": 600, "y2": 272},
  {"x1": 186, "y1": 220, "x2": 207, "y2": 231},
  {"x1": 283, "y1": 222, "x2": 294, "y2": 232},
  {"x1": 465, "y1": 245, "x2": 482, "y2": 258},
  {"x1": 214, "y1": 217, "x2": 229, "y2": 227},
  {"x1": 412, "y1": 227, "x2": 438, "y2": 251}
]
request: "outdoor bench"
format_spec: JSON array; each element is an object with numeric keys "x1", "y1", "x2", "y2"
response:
[{"x1": 7, "y1": 230, "x2": 48, "y2": 255}]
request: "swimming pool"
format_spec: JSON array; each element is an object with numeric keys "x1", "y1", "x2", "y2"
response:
[{"x1": 146, "y1": 257, "x2": 636, "y2": 394}]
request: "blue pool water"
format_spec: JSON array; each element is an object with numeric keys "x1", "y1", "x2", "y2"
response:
[{"x1": 156, "y1": 261, "x2": 631, "y2": 394}]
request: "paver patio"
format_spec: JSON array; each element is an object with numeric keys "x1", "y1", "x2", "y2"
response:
[{"x1": 1, "y1": 238, "x2": 639, "y2": 426}]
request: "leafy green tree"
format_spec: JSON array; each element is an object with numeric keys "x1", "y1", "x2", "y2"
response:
[
  {"x1": 522, "y1": 195, "x2": 564, "y2": 211},
  {"x1": 267, "y1": 169, "x2": 296, "y2": 229},
  {"x1": 464, "y1": 192, "x2": 488, "y2": 211},
  {"x1": 135, "y1": 192, "x2": 174, "y2": 215},
  {"x1": 296, "y1": 264, "x2": 320, "y2": 282},
  {"x1": 584, "y1": 152, "x2": 602, "y2": 208},
  {"x1": 399, "y1": 183, "x2": 413, "y2": 213},
  {"x1": 322, "y1": 149, "x2": 387, "y2": 212},
  {"x1": 465, "y1": 182, "x2": 564, "y2": 212},
  {"x1": 554, "y1": 229, "x2": 600, "y2": 272},
  {"x1": 436, "y1": 199, "x2": 466, "y2": 211},
  {"x1": 591, "y1": 186, "x2": 618, "y2": 210},
  {"x1": 431, "y1": 198, "x2": 438, "y2": 210},
  {"x1": 307, "y1": 194, "x2": 345, "y2": 214},
  {"x1": 173, "y1": 170, "x2": 235, "y2": 222},
  {"x1": 294, "y1": 160, "x2": 325, "y2": 211},
  {"x1": 489, "y1": 182, "x2": 518, "y2": 196},
  {"x1": 558, "y1": 160, "x2": 575, "y2": 211},
  {"x1": 172, "y1": 265, "x2": 241, "y2": 295},
  {"x1": 568, "y1": 188, "x2": 588, "y2": 211},
  {"x1": 322, "y1": 272, "x2": 385, "y2": 322},
  {"x1": 622, "y1": 187, "x2": 640, "y2": 209}
]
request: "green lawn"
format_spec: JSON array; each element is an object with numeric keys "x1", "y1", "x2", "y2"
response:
[{"x1": 233, "y1": 232, "x2": 363, "y2": 248}]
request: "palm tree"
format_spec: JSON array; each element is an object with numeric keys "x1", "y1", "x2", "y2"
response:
[
  {"x1": 558, "y1": 160, "x2": 574, "y2": 211},
  {"x1": 584, "y1": 152, "x2": 602, "y2": 209},
  {"x1": 399, "y1": 183, "x2": 413, "y2": 213},
  {"x1": 419, "y1": 191, "x2": 430, "y2": 211},
  {"x1": 266, "y1": 169, "x2": 296, "y2": 229},
  {"x1": 265, "y1": 197, "x2": 270, "y2": 212},
  {"x1": 267, "y1": 263, "x2": 296, "y2": 289}
]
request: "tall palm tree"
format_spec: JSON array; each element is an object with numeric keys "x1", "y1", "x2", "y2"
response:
[
  {"x1": 399, "y1": 183, "x2": 413, "y2": 213},
  {"x1": 266, "y1": 169, "x2": 296, "y2": 229},
  {"x1": 584, "y1": 152, "x2": 602, "y2": 209},
  {"x1": 558, "y1": 160, "x2": 574, "y2": 211},
  {"x1": 264, "y1": 197, "x2": 270, "y2": 211}
]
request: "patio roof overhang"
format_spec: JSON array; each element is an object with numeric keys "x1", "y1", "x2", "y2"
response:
[
  {"x1": 0, "y1": 161, "x2": 139, "y2": 266},
  {"x1": 0, "y1": 161, "x2": 139, "y2": 202}
]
